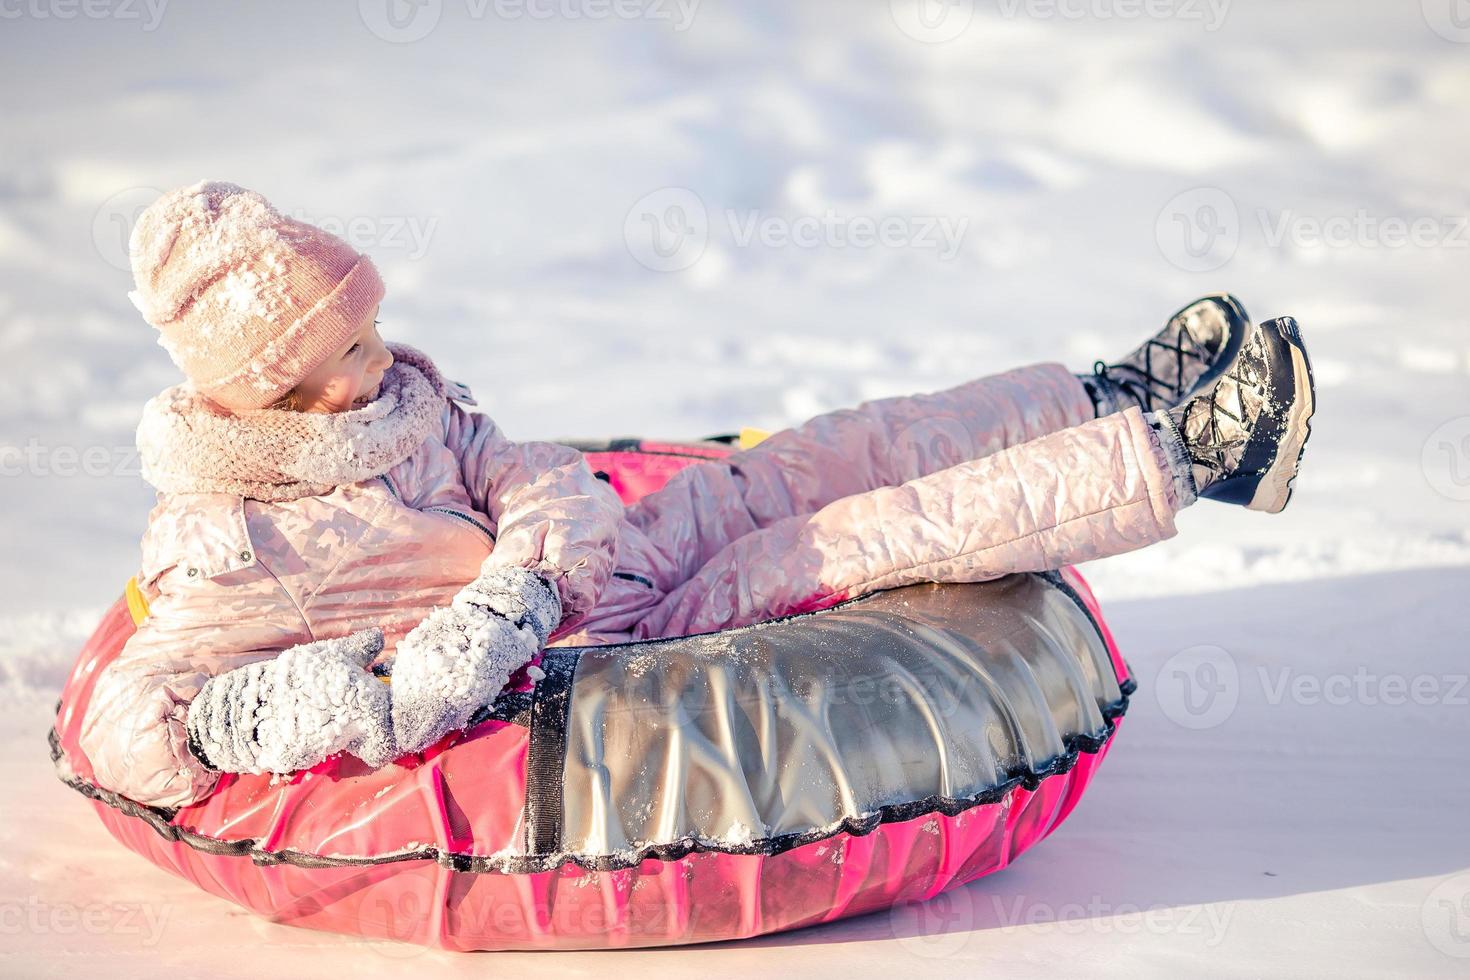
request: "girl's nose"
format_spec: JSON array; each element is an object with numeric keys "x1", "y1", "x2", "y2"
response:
[{"x1": 368, "y1": 340, "x2": 394, "y2": 373}]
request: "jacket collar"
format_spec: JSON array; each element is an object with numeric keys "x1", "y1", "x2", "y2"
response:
[{"x1": 138, "y1": 493, "x2": 259, "y2": 585}]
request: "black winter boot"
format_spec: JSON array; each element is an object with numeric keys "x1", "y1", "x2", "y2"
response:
[
  {"x1": 1082, "y1": 294, "x2": 1251, "y2": 416},
  {"x1": 1162, "y1": 316, "x2": 1316, "y2": 514}
]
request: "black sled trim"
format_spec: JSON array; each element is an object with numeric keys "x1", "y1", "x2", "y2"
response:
[{"x1": 48, "y1": 678, "x2": 1132, "y2": 876}]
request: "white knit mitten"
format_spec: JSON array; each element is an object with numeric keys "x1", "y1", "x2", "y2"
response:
[
  {"x1": 389, "y1": 565, "x2": 561, "y2": 755},
  {"x1": 184, "y1": 628, "x2": 396, "y2": 775}
]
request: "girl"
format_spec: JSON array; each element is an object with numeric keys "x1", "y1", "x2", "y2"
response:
[{"x1": 78, "y1": 181, "x2": 1315, "y2": 810}]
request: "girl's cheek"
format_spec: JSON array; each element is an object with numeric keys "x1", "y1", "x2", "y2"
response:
[{"x1": 315, "y1": 375, "x2": 358, "y2": 412}]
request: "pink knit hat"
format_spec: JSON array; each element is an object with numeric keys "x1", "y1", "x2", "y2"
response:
[{"x1": 127, "y1": 180, "x2": 386, "y2": 410}]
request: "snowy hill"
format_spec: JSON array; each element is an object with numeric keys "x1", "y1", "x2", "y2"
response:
[{"x1": 1, "y1": 1, "x2": 1467, "y2": 975}]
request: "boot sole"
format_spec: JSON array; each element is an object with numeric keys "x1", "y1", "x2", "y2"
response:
[{"x1": 1247, "y1": 316, "x2": 1316, "y2": 514}]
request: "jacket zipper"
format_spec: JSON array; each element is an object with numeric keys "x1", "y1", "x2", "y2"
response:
[
  {"x1": 424, "y1": 506, "x2": 497, "y2": 543},
  {"x1": 380, "y1": 474, "x2": 495, "y2": 544}
]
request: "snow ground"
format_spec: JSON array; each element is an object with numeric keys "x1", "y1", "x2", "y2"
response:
[{"x1": 1, "y1": 1, "x2": 1467, "y2": 975}]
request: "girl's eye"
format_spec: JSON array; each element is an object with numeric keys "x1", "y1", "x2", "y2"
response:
[{"x1": 347, "y1": 343, "x2": 362, "y2": 355}]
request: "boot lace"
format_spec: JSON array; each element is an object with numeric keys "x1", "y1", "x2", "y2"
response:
[{"x1": 1096, "y1": 315, "x2": 1214, "y2": 412}]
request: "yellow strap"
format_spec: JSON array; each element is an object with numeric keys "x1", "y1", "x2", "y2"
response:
[
  {"x1": 738, "y1": 427, "x2": 771, "y2": 450},
  {"x1": 124, "y1": 576, "x2": 151, "y2": 627}
]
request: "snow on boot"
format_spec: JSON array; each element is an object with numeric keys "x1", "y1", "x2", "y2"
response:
[
  {"x1": 1082, "y1": 293, "x2": 1251, "y2": 415},
  {"x1": 1162, "y1": 316, "x2": 1316, "y2": 514}
]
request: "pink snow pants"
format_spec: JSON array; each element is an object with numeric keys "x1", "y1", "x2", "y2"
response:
[{"x1": 562, "y1": 362, "x2": 1183, "y2": 646}]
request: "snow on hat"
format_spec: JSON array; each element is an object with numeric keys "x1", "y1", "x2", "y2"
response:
[{"x1": 127, "y1": 180, "x2": 385, "y2": 410}]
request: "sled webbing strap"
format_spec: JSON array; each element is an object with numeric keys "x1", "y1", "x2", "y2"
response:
[
  {"x1": 521, "y1": 646, "x2": 580, "y2": 858},
  {"x1": 125, "y1": 577, "x2": 151, "y2": 626},
  {"x1": 738, "y1": 426, "x2": 770, "y2": 449}
]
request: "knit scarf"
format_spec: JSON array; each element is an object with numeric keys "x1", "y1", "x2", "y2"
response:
[{"x1": 136, "y1": 342, "x2": 476, "y2": 502}]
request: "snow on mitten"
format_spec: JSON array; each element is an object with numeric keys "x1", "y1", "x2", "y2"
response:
[
  {"x1": 184, "y1": 627, "x2": 396, "y2": 775},
  {"x1": 452, "y1": 564, "x2": 561, "y2": 646},
  {"x1": 389, "y1": 565, "x2": 561, "y2": 755}
]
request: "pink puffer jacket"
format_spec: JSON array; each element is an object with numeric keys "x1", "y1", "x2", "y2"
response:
[
  {"x1": 77, "y1": 380, "x2": 627, "y2": 810},
  {"x1": 79, "y1": 351, "x2": 1182, "y2": 811}
]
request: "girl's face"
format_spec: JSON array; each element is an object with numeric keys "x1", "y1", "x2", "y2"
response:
[{"x1": 290, "y1": 307, "x2": 395, "y2": 414}]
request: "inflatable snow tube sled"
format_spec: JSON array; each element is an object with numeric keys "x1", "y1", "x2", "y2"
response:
[{"x1": 48, "y1": 434, "x2": 1136, "y2": 951}]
